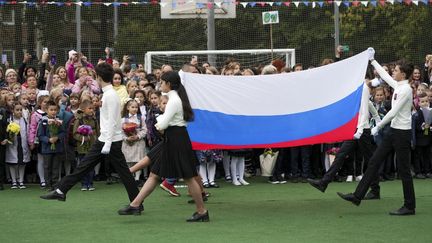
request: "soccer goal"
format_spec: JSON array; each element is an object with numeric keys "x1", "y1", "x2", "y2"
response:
[{"x1": 144, "y1": 49, "x2": 296, "y2": 73}]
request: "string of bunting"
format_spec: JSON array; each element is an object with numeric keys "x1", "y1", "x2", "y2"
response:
[{"x1": 0, "y1": 0, "x2": 432, "y2": 8}]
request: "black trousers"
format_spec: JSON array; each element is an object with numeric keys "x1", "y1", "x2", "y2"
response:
[
  {"x1": 414, "y1": 145, "x2": 431, "y2": 174},
  {"x1": 0, "y1": 146, "x2": 5, "y2": 185},
  {"x1": 322, "y1": 129, "x2": 379, "y2": 192},
  {"x1": 354, "y1": 128, "x2": 416, "y2": 209},
  {"x1": 58, "y1": 140, "x2": 139, "y2": 202}
]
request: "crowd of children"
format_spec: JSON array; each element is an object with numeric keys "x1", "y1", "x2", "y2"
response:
[{"x1": 1, "y1": 49, "x2": 432, "y2": 195}]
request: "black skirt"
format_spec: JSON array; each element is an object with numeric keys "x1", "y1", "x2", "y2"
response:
[{"x1": 148, "y1": 126, "x2": 198, "y2": 179}]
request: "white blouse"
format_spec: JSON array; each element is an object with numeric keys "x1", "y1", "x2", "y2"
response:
[{"x1": 155, "y1": 90, "x2": 186, "y2": 130}]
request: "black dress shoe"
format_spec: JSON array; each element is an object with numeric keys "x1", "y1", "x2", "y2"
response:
[
  {"x1": 118, "y1": 205, "x2": 143, "y2": 215},
  {"x1": 364, "y1": 191, "x2": 380, "y2": 200},
  {"x1": 40, "y1": 190, "x2": 66, "y2": 201},
  {"x1": 389, "y1": 206, "x2": 415, "y2": 216},
  {"x1": 307, "y1": 179, "x2": 327, "y2": 193},
  {"x1": 337, "y1": 192, "x2": 361, "y2": 206},
  {"x1": 187, "y1": 193, "x2": 209, "y2": 204},
  {"x1": 186, "y1": 211, "x2": 209, "y2": 222}
]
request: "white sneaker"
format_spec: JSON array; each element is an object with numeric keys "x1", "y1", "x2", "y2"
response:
[
  {"x1": 356, "y1": 175, "x2": 363, "y2": 181},
  {"x1": 232, "y1": 180, "x2": 241, "y2": 186},
  {"x1": 346, "y1": 175, "x2": 353, "y2": 182},
  {"x1": 239, "y1": 179, "x2": 249, "y2": 185}
]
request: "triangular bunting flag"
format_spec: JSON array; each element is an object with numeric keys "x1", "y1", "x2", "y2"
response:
[
  {"x1": 335, "y1": 1, "x2": 342, "y2": 6},
  {"x1": 303, "y1": 1, "x2": 309, "y2": 6},
  {"x1": 274, "y1": 2, "x2": 283, "y2": 6},
  {"x1": 159, "y1": 2, "x2": 168, "y2": 7},
  {"x1": 312, "y1": 2, "x2": 316, "y2": 7},
  {"x1": 361, "y1": 1, "x2": 368, "y2": 6},
  {"x1": 267, "y1": 2, "x2": 274, "y2": 6},
  {"x1": 258, "y1": 2, "x2": 266, "y2": 7},
  {"x1": 387, "y1": 0, "x2": 394, "y2": 4},
  {"x1": 83, "y1": 2, "x2": 92, "y2": 7},
  {"x1": 240, "y1": 2, "x2": 248, "y2": 7},
  {"x1": 404, "y1": 0, "x2": 412, "y2": 4},
  {"x1": 413, "y1": 0, "x2": 419, "y2": 4},
  {"x1": 318, "y1": 1, "x2": 324, "y2": 7},
  {"x1": 352, "y1": 0, "x2": 360, "y2": 6},
  {"x1": 74, "y1": 1, "x2": 83, "y2": 6},
  {"x1": 172, "y1": 2, "x2": 177, "y2": 8},
  {"x1": 379, "y1": 0, "x2": 386, "y2": 6},
  {"x1": 215, "y1": 2, "x2": 222, "y2": 7},
  {"x1": 395, "y1": 0, "x2": 403, "y2": 3},
  {"x1": 370, "y1": 1, "x2": 377, "y2": 6},
  {"x1": 249, "y1": 2, "x2": 257, "y2": 7},
  {"x1": 343, "y1": 0, "x2": 350, "y2": 7},
  {"x1": 283, "y1": 2, "x2": 290, "y2": 6},
  {"x1": 419, "y1": 0, "x2": 428, "y2": 5},
  {"x1": 293, "y1": 1, "x2": 300, "y2": 7}
]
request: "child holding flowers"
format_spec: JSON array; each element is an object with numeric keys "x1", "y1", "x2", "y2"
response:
[
  {"x1": 121, "y1": 99, "x2": 147, "y2": 183},
  {"x1": 73, "y1": 99, "x2": 99, "y2": 191},
  {"x1": 5, "y1": 102, "x2": 31, "y2": 189},
  {"x1": 37, "y1": 100, "x2": 65, "y2": 189}
]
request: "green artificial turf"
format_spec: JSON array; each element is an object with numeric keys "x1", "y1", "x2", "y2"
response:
[{"x1": 1, "y1": 177, "x2": 431, "y2": 243}]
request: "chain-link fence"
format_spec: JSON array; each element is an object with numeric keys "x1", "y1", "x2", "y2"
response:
[{"x1": 1, "y1": 1, "x2": 432, "y2": 70}]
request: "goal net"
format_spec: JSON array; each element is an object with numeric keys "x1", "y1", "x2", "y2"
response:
[{"x1": 144, "y1": 49, "x2": 296, "y2": 73}]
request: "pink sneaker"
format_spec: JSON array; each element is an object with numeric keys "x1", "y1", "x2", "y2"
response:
[{"x1": 160, "y1": 180, "x2": 180, "y2": 197}]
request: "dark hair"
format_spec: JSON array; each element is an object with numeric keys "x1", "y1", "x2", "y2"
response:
[
  {"x1": 131, "y1": 89, "x2": 149, "y2": 106},
  {"x1": 25, "y1": 66, "x2": 37, "y2": 77},
  {"x1": 95, "y1": 62, "x2": 114, "y2": 84},
  {"x1": 160, "y1": 71, "x2": 194, "y2": 121},
  {"x1": 46, "y1": 100, "x2": 59, "y2": 109},
  {"x1": 418, "y1": 92, "x2": 428, "y2": 99},
  {"x1": 113, "y1": 68, "x2": 125, "y2": 85},
  {"x1": 396, "y1": 60, "x2": 414, "y2": 80},
  {"x1": 121, "y1": 99, "x2": 141, "y2": 118}
]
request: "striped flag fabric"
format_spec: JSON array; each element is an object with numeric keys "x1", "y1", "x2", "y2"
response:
[{"x1": 182, "y1": 50, "x2": 369, "y2": 150}]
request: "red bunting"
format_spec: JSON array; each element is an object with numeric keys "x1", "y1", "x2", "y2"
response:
[
  {"x1": 10, "y1": 1, "x2": 17, "y2": 4},
  {"x1": 379, "y1": 0, "x2": 386, "y2": 6},
  {"x1": 258, "y1": 2, "x2": 266, "y2": 7},
  {"x1": 352, "y1": 1, "x2": 360, "y2": 7},
  {"x1": 65, "y1": 2, "x2": 72, "y2": 6},
  {"x1": 151, "y1": 0, "x2": 158, "y2": 5},
  {"x1": 283, "y1": 2, "x2": 290, "y2": 7},
  {"x1": 404, "y1": 0, "x2": 412, "y2": 5}
]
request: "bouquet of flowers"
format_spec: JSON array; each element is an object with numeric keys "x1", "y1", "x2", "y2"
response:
[
  {"x1": 77, "y1": 125, "x2": 94, "y2": 145},
  {"x1": 123, "y1": 122, "x2": 138, "y2": 145},
  {"x1": 6, "y1": 122, "x2": 20, "y2": 144},
  {"x1": 48, "y1": 118, "x2": 63, "y2": 151},
  {"x1": 421, "y1": 107, "x2": 432, "y2": 135}
]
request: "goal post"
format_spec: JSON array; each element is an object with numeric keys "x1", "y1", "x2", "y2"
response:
[{"x1": 144, "y1": 49, "x2": 296, "y2": 74}]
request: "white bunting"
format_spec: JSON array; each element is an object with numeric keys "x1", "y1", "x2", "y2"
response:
[
  {"x1": 413, "y1": 0, "x2": 419, "y2": 5},
  {"x1": 312, "y1": 2, "x2": 316, "y2": 8},
  {"x1": 75, "y1": 1, "x2": 83, "y2": 6},
  {"x1": 215, "y1": 2, "x2": 223, "y2": 8},
  {"x1": 159, "y1": 2, "x2": 168, "y2": 7},
  {"x1": 103, "y1": 3, "x2": 112, "y2": 6},
  {"x1": 267, "y1": 2, "x2": 274, "y2": 6},
  {"x1": 132, "y1": 1, "x2": 139, "y2": 4},
  {"x1": 387, "y1": 0, "x2": 394, "y2": 4},
  {"x1": 293, "y1": 1, "x2": 300, "y2": 7},
  {"x1": 335, "y1": 1, "x2": 342, "y2": 6},
  {"x1": 241, "y1": 2, "x2": 248, "y2": 8},
  {"x1": 361, "y1": 1, "x2": 368, "y2": 6}
]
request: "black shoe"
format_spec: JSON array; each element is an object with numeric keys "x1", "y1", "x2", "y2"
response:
[
  {"x1": 118, "y1": 204, "x2": 143, "y2": 215},
  {"x1": 187, "y1": 193, "x2": 209, "y2": 204},
  {"x1": 203, "y1": 182, "x2": 210, "y2": 188},
  {"x1": 389, "y1": 206, "x2": 415, "y2": 216},
  {"x1": 307, "y1": 179, "x2": 327, "y2": 193},
  {"x1": 0, "y1": 184, "x2": 3, "y2": 191},
  {"x1": 364, "y1": 191, "x2": 380, "y2": 200},
  {"x1": 209, "y1": 181, "x2": 219, "y2": 188},
  {"x1": 106, "y1": 177, "x2": 114, "y2": 185},
  {"x1": 40, "y1": 190, "x2": 66, "y2": 201},
  {"x1": 186, "y1": 211, "x2": 209, "y2": 222},
  {"x1": 337, "y1": 192, "x2": 361, "y2": 206}
]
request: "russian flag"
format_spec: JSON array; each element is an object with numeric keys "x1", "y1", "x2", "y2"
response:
[{"x1": 182, "y1": 50, "x2": 369, "y2": 150}]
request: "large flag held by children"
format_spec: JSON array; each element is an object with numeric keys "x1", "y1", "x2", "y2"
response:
[{"x1": 181, "y1": 50, "x2": 369, "y2": 150}]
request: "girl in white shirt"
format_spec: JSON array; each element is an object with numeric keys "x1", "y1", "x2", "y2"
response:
[{"x1": 118, "y1": 71, "x2": 209, "y2": 222}]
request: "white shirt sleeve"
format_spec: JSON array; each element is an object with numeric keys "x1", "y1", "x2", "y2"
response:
[
  {"x1": 155, "y1": 97, "x2": 180, "y2": 131},
  {"x1": 371, "y1": 60, "x2": 397, "y2": 89},
  {"x1": 377, "y1": 86, "x2": 411, "y2": 129}
]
